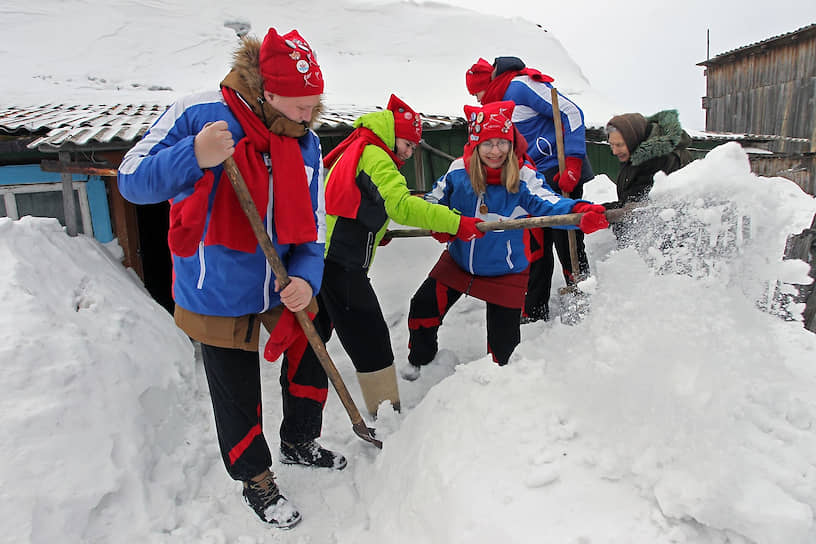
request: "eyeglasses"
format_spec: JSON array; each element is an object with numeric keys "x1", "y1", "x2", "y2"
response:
[{"x1": 478, "y1": 139, "x2": 511, "y2": 151}]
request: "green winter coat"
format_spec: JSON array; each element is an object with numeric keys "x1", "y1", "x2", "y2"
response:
[
  {"x1": 607, "y1": 109, "x2": 692, "y2": 209},
  {"x1": 324, "y1": 109, "x2": 461, "y2": 270}
]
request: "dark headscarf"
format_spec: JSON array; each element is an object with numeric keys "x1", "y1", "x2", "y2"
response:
[{"x1": 607, "y1": 113, "x2": 648, "y2": 155}]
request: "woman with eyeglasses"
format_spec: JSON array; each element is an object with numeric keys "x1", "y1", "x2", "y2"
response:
[{"x1": 402, "y1": 101, "x2": 608, "y2": 380}]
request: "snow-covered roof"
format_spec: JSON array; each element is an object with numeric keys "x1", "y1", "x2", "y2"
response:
[
  {"x1": 687, "y1": 129, "x2": 812, "y2": 143},
  {"x1": 0, "y1": 0, "x2": 621, "y2": 128},
  {"x1": 698, "y1": 23, "x2": 816, "y2": 66},
  {"x1": 0, "y1": 102, "x2": 466, "y2": 152}
]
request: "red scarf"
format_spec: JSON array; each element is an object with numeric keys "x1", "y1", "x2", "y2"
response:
[
  {"x1": 323, "y1": 127, "x2": 402, "y2": 218},
  {"x1": 207, "y1": 88, "x2": 317, "y2": 252},
  {"x1": 482, "y1": 67, "x2": 554, "y2": 105}
]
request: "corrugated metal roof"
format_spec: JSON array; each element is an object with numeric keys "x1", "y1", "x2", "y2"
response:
[
  {"x1": 698, "y1": 23, "x2": 816, "y2": 66},
  {"x1": 0, "y1": 103, "x2": 465, "y2": 151}
]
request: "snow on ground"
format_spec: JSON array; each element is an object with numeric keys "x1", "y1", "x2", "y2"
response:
[{"x1": 2, "y1": 142, "x2": 816, "y2": 543}]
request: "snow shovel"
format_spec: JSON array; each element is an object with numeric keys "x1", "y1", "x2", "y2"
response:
[
  {"x1": 223, "y1": 156, "x2": 382, "y2": 449},
  {"x1": 550, "y1": 87, "x2": 590, "y2": 325},
  {"x1": 383, "y1": 206, "x2": 633, "y2": 239}
]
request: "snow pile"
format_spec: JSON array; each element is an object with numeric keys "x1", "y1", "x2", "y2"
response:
[
  {"x1": 0, "y1": 217, "x2": 210, "y2": 543},
  {"x1": 350, "y1": 143, "x2": 816, "y2": 543}
]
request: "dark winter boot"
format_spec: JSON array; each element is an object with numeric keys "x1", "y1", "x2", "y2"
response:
[
  {"x1": 280, "y1": 440, "x2": 347, "y2": 470},
  {"x1": 520, "y1": 303, "x2": 549, "y2": 324},
  {"x1": 242, "y1": 470, "x2": 301, "y2": 528}
]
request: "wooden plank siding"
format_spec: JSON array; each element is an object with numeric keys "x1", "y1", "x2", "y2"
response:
[
  {"x1": 749, "y1": 153, "x2": 816, "y2": 195},
  {"x1": 700, "y1": 26, "x2": 816, "y2": 154}
]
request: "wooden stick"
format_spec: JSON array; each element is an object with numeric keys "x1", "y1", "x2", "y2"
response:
[
  {"x1": 223, "y1": 157, "x2": 382, "y2": 449},
  {"x1": 384, "y1": 206, "x2": 633, "y2": 239},
  {"x1": 550, "y1": 87, "x2": 581, "y2": 283}
]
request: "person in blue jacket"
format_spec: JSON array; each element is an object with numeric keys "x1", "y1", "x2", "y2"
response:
[
  {"x1": 466, "y1": 56, "x2": 596, "y2": 323},
  {"x1": 403, "y1": 101, "x2": 608, "y2": 379},
  {"x1": 118, "y1": 28, "x2": 343, "y2": 529}
]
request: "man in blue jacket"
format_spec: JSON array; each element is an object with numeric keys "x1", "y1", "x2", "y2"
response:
[
  {"x1": 466, "y1": 56, "x2": 595, "y2": 322},
  {"x1": 118, "y1": 28, "x2": 343, "y2": 529}
]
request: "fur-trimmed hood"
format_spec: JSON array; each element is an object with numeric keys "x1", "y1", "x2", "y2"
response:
[
  {"x1": 220, "y1": 35, "x2": 324, "y2": 132},
  {"x1": 630, "y1": 109, "x2": 690, "y2": 167}
]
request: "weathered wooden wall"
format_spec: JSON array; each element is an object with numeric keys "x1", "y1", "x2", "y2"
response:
[
  {"x1": 749, "y1": 153, "x2": 816, "y2": 195},
  {"x1": 702, "y1": 27, "x2": 816, "y2": 154}
]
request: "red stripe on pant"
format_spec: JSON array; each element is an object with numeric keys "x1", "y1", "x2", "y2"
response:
[
  {"x1": 408, "y1": 316, "x2": 441, "y2": 330},
  {"x1": 286, "y1": 334, "x2": 328, "y2": 404},
  {"x1": 228, "y1": 403, "x2": 262, "y2": 466}
]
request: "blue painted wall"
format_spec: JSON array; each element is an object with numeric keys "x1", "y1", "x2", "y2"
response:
[{"x1": 0, "y1": 164, "x2": 114, "y2": 243}]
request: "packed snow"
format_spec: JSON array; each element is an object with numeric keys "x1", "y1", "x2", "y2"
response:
[{"x1": 2, "y1": 142, "x2": 816, "y2": 543}]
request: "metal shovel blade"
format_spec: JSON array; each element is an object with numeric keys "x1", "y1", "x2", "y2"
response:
[
  {"x1": 353, "y1": 422, "x2": 383, "y2": 449},
  {"x1": 559, "y1": 284, "x2": 591, "y2": 325}
]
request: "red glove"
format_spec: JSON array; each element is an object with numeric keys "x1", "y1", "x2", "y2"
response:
[
  {"x1": 578, "y1": 211, "x2": 609, "y2": 234},
  {"x1": 553, "y1": 156, "x2": 583, "y2": 194},
  {"x1": 431, "y1": 231, "x2": 454, "y2": 243},
  {"x1": 455, "y1": 216, "x2": 486, "y2": 241},
  {"x1": 571, "y1": 201, "x2": 607, "y2": 214}
]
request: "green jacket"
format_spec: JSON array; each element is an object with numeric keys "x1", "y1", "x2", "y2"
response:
[
  {"x1": 324, "y1": 109, "x2": 461, "y2": 270},
  {"x1": 608, "y1": 109, "x2": 692, "y2": 208}
]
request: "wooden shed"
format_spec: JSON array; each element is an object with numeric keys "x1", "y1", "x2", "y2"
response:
[{"x1": 698, "y1": 23, "x2": 816, "y2": 193}]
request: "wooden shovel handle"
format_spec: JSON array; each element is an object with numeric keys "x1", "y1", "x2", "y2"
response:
[
  {"x1": 223, "y1": 157, "x2": 382, "y2": 449},
  {"x1": 383, "y1": 205, "x2": 634, "y2": 240},
  {"x1": 550, "y1": 87, "x2": 581, "y2": 281}
]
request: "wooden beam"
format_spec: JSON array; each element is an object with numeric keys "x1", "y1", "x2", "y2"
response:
[
  {"x1": 58, "y1": 152, "x2": 78, "y2": 236},
  {"x1": 107, "y1": 173, "x2": 143, "y2": 280},
  {"x1": 413, "y1": 144, "x2": 426, "y2": 192},
  {"x1": 40, "y1": 159, "x2": 117, "y2": 177},
  {"x1": 420, "y1": 140, "x2": 456, "y2": 162}
]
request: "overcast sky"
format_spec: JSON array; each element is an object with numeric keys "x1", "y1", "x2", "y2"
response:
[{"x1": 435, "y1": 0, "x2": 816, "y2": 131}]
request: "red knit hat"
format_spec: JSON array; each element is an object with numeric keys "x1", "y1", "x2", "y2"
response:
[
  {"x1": 464, "y1": 101, "x2": 515, "y2": 145},
  {"x1": 259, "y1": 28, "x2": 324, "y2": 96},
  {"x1": 465, "y1": 58, "x2": 493, "y2": 95},
  {"x1": 387, "y1": 94, "x2": 422, "y2": 144}
]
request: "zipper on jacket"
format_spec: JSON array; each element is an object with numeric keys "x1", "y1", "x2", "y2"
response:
[
  {"x1": 505, "y1": 240, "x2": 514, "y2": 269},
  {"x1": 363, "y1": 232, "x2": 374, "y2": 269}
]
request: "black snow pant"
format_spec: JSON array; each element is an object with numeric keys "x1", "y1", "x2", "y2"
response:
[
  {"x1": 308, "y1": 260, "x2": 394, "y2": 374},
  {"x1": 408, "y1": 276, "x2": 521, "y2": 366},
  {"x1": 524, "y1": 158, "x2": 593, "y2": 320},
  {"x1": 200, "y1": 340, "x2": 327, "y2": 482}
]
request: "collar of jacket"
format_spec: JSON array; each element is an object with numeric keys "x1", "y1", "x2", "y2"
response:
[{"x1": 630, "y1": 109, "x2": 690, "y2": 167}]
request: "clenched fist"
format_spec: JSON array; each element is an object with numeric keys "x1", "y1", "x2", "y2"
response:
[
  {"x1": 194, "y1": 120, "x2": 234, "y2": 169},
  {"x1": 276, "y1": 276, "x2": 313, "y2": 312}
]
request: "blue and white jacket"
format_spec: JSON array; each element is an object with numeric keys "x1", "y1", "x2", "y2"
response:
[
  {"x1": 118, "y1": 90, "x2": 326, "y2": 317},
  {"x1": 425, "y1": 159, "x2": 579, "y2": 277},
  {"x1": 504, "y1": 76, "x2": 587, "y2": 174}
]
